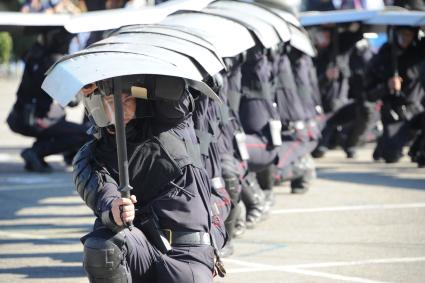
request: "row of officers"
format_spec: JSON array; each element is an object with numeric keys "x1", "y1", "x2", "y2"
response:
[{"x1": 6, "y1": 5, "x2": 425, "y2": 283}]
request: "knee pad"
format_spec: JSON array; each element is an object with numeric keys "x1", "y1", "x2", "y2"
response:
[{"x1": 83, "y1": 231, "x2": 131, "y2": 283}]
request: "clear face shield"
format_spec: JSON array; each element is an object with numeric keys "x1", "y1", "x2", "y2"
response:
[{"x1": 81, "y1": 75, "x2": 187, "y2": 128}]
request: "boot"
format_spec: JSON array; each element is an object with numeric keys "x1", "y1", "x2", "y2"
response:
[
  {"x1": 233, "y1": 201, "x2": 246, "y2": 238},
  {"x1": 221, "y1": 199, "x2": 241, "y2": 258},
  {"x1": 291, "y1": 155, "x2": 315, "y2": 194},
  {"x1": 256, "y1": 166, "x2": 276, "y2": 215},
  {"x1": 241, "y1": 174, "x2": 265, "y2": 229},
  {"x1": 21, "y1": 148, "x2": 53, "y2": 173}
]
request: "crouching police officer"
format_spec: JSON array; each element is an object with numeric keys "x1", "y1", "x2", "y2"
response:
[
  {"x1": 7, "y1": 28, "x2": 90, "y2": 172},
  {"x1": 366, "y1": 26, "x2": 425, "y2": 163},
  {"x1": 73, "y1": 75, "x2": 225, "y2": 282}
]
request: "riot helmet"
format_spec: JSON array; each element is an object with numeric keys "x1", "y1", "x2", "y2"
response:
[
  {"x1": 81, "y1": 74, "x2": 188, "y2": 128},
  {"x1": 394, "y1": 26, "x2": 420, "y2": 49}
]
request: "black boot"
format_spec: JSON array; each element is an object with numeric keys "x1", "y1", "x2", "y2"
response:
[
  {"x1": 233, "y1": 201, "x2": 246, "y2": 238},
  {"x1": 21, "y1": 148, "x2": 53, "y2": 173},
  {"x1": 311, "y1": 145, "x2": 327, "y2": 158},
  {"x1": 291, "y1": 155, "x2": 315, "y2": 194},
  {"x1": 256, "y1": 166, "x2": 276, "y2": 215},
  {"x1": 221, "y1": 208, "x2": 239, "y2": 258},
  {"x1": 241, "y1": 173, "x2": 265, "y2": 229}
]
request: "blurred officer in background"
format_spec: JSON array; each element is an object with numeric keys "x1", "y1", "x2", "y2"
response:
[
  {"x1": 365, "y1": 26, "x2": 425, "y2": 163},
  {"x1": 393, "y1": 0, "x2": 425, "y2": 10},
  {"x1": 6, "y1": 28, "x2": 91, "y2": 172}
]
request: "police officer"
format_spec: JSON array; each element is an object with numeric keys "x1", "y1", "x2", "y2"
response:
[
  {"x1": 311, "y1": 25, "x2": 363, "y2": 158},
  {"x1": 366, "y1": 26, "x2": 425, "y2": 163},
  {"x1": 393, "y1": 0, "x2": 425, "y2": 10},
  {"x1": 7, "y1": 28, "x2": 90, "y2": 172},
  {"x1": 408, "y1": 60, "x2": 425, "y2": 167},
  {"x1": 192, "y1": 76, "x2": 236, "y2": 257},
  {"x1": 314, "y1": 37, "x2": 375, "y2": 158},
  {"x1": 73, "y1": 75, "x2": 224, "y2": 282}
]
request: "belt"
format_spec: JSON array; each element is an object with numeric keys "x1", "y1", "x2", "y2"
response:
[{"x1": 161, "y1": 230, "x2": 211, "y2": 246}]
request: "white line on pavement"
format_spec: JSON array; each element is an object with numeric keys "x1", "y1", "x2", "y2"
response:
[
  {"x1": 0, "y1": 230, "x2": 77, "y2": 244},
  {"x1": 282, "y1": 256, "x2": 425, "y2": 269},
  {"x1": 225, "y1": 256, "x2": 425, "y2": 270},
  {"x1": 272, "y1": 203, "x2": 425, "y2": 215},
  {"x1": 225, "y1": 258, "x2": 403, "y2": 283},
  {"x1": 286, "y1": 268, "x2": 394, "y2": 283}
]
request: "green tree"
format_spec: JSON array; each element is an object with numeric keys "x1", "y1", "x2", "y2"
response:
[{"x1": 0, "y1": 32, "x2": 13, "y2": 64}]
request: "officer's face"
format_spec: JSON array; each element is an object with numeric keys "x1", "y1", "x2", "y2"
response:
[
  {"x1": 396, "y1": 29, "x2": 415, "y2": 49},
  {"x1": 314, "y1": 30, "x2": 331, "y2": 49},
  {"x1": 102, "y1": 94, "x2": 136, "y2": 125}
]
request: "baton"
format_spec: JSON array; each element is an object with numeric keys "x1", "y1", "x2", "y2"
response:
[{"x1": 112, "y1": 77, "x2": 134, "y2": 230}]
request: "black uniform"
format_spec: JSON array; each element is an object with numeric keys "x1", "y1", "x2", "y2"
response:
[
  {"x1": 74, "y1": 91, "x2": 223, "y2": 282},
  {"x1": 314, "y1": 40, "x2": 375, "y2": 157},
  {"x1": 7, "y1": 37, "x2": 90, "y2": 172},
  {"x1": 312, "y1": 29, "x2": 365, "y2": 157},
  {"x1": 239, "y1": 45, "x2": 281, "y2": 171},
  {"x1": 366, "y1": 35, "x2": 425, "y2": 162}
]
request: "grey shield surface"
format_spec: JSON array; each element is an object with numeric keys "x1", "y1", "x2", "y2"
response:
[
  {"x1": 42, "y1": 51, "x2": 220, "y2": 106},
  {"x1": 161, "y1": 12, "x2": 255, "y2": 58},
  {"x1": 114, "y1": 23, "x2": 229, "y2": 70},
  {"x1": 208, "y1": 1, "x2": 291, "y2": 42},
  {"x1": 203, "y1": 7, "x2": 280, "y2": 48},
  {"x1": 300, "y1": 9, "x2": 379, "y2": 26},
  {"x1": 64, "y1": 0, "x2": 215, "y2": 33},
  {"x1": 115, "y1": 24, "x2": 217, "y2": 52},
  {"x1": 91, "y1": 33, "x2": 224, "y2": 76},
  {"x1": 288, "y1": 24, "x2": 316, "y2": 57}
]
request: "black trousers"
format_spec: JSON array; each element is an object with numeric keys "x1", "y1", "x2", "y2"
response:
[
  {"x1": 85, "y1": 226, "x2": 214, "y2": 283},
  {"x1": 375, "y1": 119, "x2": 417, "y2": 162},
  {"x1": 9, "y1": 115, "x2": 90, "y2": 158},
  {"x1": 319, "y1": 101, "x2": 374, "y2": 151}
]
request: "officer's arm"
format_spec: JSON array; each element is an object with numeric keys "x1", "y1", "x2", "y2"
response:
[
  {"x1": 364, "y1": 47, "x2": 390, "y2": 102},
  {"x1": 72, "y1": 142, "x2": 123, "y2": 231}
]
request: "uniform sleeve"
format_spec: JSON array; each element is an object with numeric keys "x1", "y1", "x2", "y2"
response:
[
  {"x1": 365, "y1": 45, "x2": 390, "y2": 102},
  {"x1": 73, "y1": 141, "x2": 121, "y2": 217}
]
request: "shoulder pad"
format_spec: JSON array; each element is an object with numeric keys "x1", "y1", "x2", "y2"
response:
[{"x1": 157, "y1": 131, "x2": 203, "y2": 169}]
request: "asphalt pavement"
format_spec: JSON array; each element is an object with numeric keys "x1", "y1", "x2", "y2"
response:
[{"x1": 0, "y1": 77, "x2": 424, "y2": 283}]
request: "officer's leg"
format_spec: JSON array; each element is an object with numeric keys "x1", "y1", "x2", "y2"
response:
[
  {"x1": 234, "y1": 201, "x2": 247, "y2": 238},
  {"x1": 245, "y1": 134, "x2": 278, "y2": 172},
  {"x1": 156, "y1": 245, "x2": 214, "y2": 283},
  {"x1": 344, "y1": 102, "x2": 371, "y2": 158},
  {"x1": 220, "y1": 154, "x2": 242, "y2": 257},
  {"x1": 32, "y1": 119, "x2": 90, "y2": 159},
  {"x1": 256, "y1": 165, "x2": 275, "y2": 214},
  {"x1": 381, "y1": 121, "x2": 414, "y2": 163},
  {"x1": 408, "y1": 113, "x2": 425, "y2": 165},
  {"x1": 314, "y1": 103, "x2": 356, "y2": 158},
  {"x1": 82, "y1": 229, "x2": 132, "y2": 283},
  {"x1": 415, "y1": 134, "x2": 425, "y2": 167},
  {"x1": 83, "y1": 226, "x2": 160, "y2": 283},
  {"x1": 241, "y1": 173, "x2": 265, "y2": 229},
  {"x1": 290, "y1": 154, "x2": 316, "y2": 194}
]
